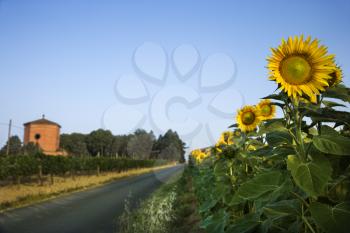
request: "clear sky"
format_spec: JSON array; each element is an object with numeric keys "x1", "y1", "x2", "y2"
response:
[{"x1": 1, "y1": 0, "x2": 349, "y2": 151}]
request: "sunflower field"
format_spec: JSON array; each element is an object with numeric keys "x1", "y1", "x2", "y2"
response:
[{"x1": 190, "y1": 36, "x2": 350, "y2": 233}]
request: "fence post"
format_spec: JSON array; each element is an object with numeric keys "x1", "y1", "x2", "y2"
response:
[
  {"x1": 97, "y1": 165, "x2": 100, "y2": 176},
  {"x1": 38, "y1": 164, "x2": 43, "y2": 186},
  {"x1": 50, "y1": 173, "x2": 54, "y2": 185}
]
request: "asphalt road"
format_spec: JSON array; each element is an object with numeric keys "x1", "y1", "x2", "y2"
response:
[{"x1": 0, "y1": 165, "x2": 184, "y2": 233}]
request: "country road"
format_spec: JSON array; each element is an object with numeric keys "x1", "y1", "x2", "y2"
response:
[{"x1": 0, "y1": 165, "x2": 184, "y2": 233}]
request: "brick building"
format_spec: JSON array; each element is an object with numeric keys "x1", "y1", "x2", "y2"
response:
[{"x1": 23, "y1": 116, "x2": 65, "y2": 156}]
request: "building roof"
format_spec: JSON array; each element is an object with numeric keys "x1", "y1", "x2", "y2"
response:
[{"x1": 24, "y1": 116, "x2": 61, "y2": 128}]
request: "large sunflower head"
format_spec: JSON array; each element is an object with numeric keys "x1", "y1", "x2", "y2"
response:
[
  {"x1": 328, "y1": 66, "x2": 343, "y2": 87},
  {"x1": 257, "y1": 99, "x2": 276, "y2": 120},
  {"x1": 236, "y1": 105, "x2": 261, "y2": 132},
  {"x1": 267, "y1": 35, "x2": 336, "y2": 101}
]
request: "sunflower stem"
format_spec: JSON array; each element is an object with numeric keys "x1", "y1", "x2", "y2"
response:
[
  {"x1": 316, "y1": 95, "x2": 322, "y2": 135},
  {"x1": 292, "y1": 99, "x2": 306, "y2": 161}
]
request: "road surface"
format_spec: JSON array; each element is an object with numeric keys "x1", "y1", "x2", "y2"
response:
[{"x1": 0, "y1": 165, "x2": 184, "y2": 233}]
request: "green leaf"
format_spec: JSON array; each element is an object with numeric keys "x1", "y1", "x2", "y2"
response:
[
  {"x1": 313, "y1": 134, "x2": 350, "y2": 156},
  {"x1": 322, "y1": 100, "x2": 346, "y2": 108},
  {"x1": 229, "y1": 123, "x2": 238, "y2": 128},
  {"x1": 320, "y1": 125, "x2": 339, "y2": 136},
  {"x1": 235, "y1": 171, "x2": 285, "y2": 200},
  {"x1": 287, "y1": 154, "x2": 332, "y2": 196},
  {"x1": 310, "y1": 202, "x2": 350, "y2": 233},
  {"x1": 264, "y1": 118, "x2": 286, "y2": 127},
  {"x1": 259, "y1": 120, "x2": 288, "y2": 135},
  {"x1": 258, "y1": 219, "x2": 272, "y2": 233},
  {"x1": 304, "y1": 107, "x2": 350, "y2": 127},
  {"x1": 263, "y1": 199, "x2": 301, "y2": 220},
  {"x1": 261, "y1": 92, "x2": 288, "y2": 102},
  {"x1": 271, "y1": 102, "x2": 285, "y2": 109},
  {"x1": 225, "y1": 193, "x2": 245, "y2": 206},
  {"x1": 226, "y1": 213, "x2": 260, "y2": 233},
  {"x1": 200, "y1": 210, "x2": 229, "y2": 233},
  {"x1": 323, "y1": 84, "x2": 350, "y2": 103},
  {"x1": 199, "y1": 199, "x2": 218, "y2": 213},
  {"x1": 266, "y1": 131, "x2": 293, "y2": 147},
  {"x1": 247, "y1": 139, "x2": 265, "y2": 147},
  {"x1": 213, "y1": 181, "x2": 230, "y2": 202},
  {"x1": 247, "y1": 146, "x2": 273, "y2": 157},
  {"x1": 213, "y1": 160, "x2": 228, "y2": 176},
  {"x1": 255, "y1": 177, "x2": 293, "y2": 208},
  {"x1": 272, "y1": 145, "x2": 296, "y2": 158}
]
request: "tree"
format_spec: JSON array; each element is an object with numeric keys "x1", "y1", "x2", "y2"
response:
[
  {"x1": 106, "y1": 135, "x2": 131, "y2": 158},
  {"x1": 153, "y1": 130, "x2": 186, "y2": 163},
  {"x1": 43, "y1": 127, "x2": 186, "y2": 162},
  {"x1": 127, "y1": 129, "x2": 155, "y2": 159},
  {"x1": 60, "y1": 133, "x2": 89, "y2": 157},
  {"x1": 85, "y1": 129, "x2": 114, "y2": 156},
  {"x1": 23, "y1": 142, "x2": 42, "y2": 155},
  {"x1": 159, "y1": 143, "x2": 180, "y2": 160},
  {"x1": 0, "y1": 135, "x2": 22, "y2": 156}
]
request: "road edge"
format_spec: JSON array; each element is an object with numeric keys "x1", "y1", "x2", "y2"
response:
[{"x1": 0, "y1": 163, "x2": 179, "y2": 214}]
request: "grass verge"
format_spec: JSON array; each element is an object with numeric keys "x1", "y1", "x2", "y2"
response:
[
  {"x1": 0, "y1": 163, "x2": 176, "y2": 212},
  {"x1": 118, "y1": 166, "x2": 204, "y2": 233}
]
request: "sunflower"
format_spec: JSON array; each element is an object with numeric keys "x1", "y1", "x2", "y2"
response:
[
  {"x1": 234, "y1": 130, "x2": 241, "y2": 137},
  {"x1": 328, "y1": 66, "x2": 343, "y2": 87},
  {"x1": 217, "y1": 131, "x2": 234, "y2": 146},
  {"x1": 215, "y1": 131, "x2": 234, "y2": 153},
  {"x1": 257, "y1": 99, "x2": 276, "y2": 120},
  {"x1": 191, "y1": 149, "x2": 209, "y2": 163},
  {"x1": 247, "y1": 144, "x2": 256, "y2": 151},
  {"x1": 236, "y1": 105, "x2": 261, "y2": 132},
  {"x1": 267, "y1": 35, "x2": 336, "y2": 101}
]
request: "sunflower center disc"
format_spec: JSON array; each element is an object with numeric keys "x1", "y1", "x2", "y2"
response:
[
  {"x1": 281, "y1": 56, "x2": 311, "y2": 85},
  {"x1": 261, "y1": 104, "x2": 272, "y2": 116},
  {"x1": 242, "y1": 112, "x2": 255, "y2": 125}
]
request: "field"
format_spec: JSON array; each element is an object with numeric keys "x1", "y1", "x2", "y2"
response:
[
  {"x1": 0, "y1": 155, "x2": 174, "y2": 211},
  {"x1": 187, "y1": 36, "x2": 350, "y2": 233},
  {"x1": 1, "y1": 35, "x2": 349, "y2": 233}
]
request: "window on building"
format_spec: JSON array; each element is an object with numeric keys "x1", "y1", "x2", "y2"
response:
[{"x1": 35, "y1": 133, "x2": 41, "y2": 140}]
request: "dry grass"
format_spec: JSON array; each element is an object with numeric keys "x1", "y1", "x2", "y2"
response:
[{"x1": 0, "y1": 163, "x2": 177, "y2": 211}]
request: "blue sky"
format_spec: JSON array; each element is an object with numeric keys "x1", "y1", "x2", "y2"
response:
[{"x1": 0, "y1": 0, "x2": 349, "y2": 150}]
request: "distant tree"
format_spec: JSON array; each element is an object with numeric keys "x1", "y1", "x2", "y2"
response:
[
  {"x1": 121, "y1": 135, "x2": 130, "y2": 157},
  {"x1": 22, "y1": 142, "x2": 42, "y2": 155},
  {"x1": 85, "y1": 129, "x2": 114, "y2": 156},
  {"x1": 0, "y1": 135, "x2": 22, "y2": 156},
  {"x1": 39, "y1": 127, "x2": 186, "y2": 162},
  {"x1": 60, "y1": 133, "x2": 89, "y2": 157},
  {"x1": 106, "y1": 135, "x2": 131, "y2": 158},
  {"x1": 127, "y1": 129, "x2": 155, "y2": 159},
  {"x1": 153, "y1": 130, "x2": 186, "y2": 163},
  {"x1": 159, "y1": 143, "x2": 180, "y2": 160}
]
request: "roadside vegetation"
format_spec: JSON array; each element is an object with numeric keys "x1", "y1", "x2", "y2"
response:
[
  {"x1": 189, "y1": 36, "x2": 350, "y2": 233},
  {"x1": 0, "y1": 127, "x2": 186, "y2": 211},
  {"x1": 0, "y1": 161, "x2": 175, "y2": 212},
  {"x1": 118, "y1": 166, "x2": 204, "y2": 233}
]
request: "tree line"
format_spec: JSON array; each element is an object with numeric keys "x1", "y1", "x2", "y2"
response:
[{"x1": 0, "y1": 129, "x2": 186, "y2": 163}]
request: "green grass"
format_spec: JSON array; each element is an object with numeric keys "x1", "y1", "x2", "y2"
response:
[{"x1": 118, "y1": 166, "x2": 204, "y2": 233}]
